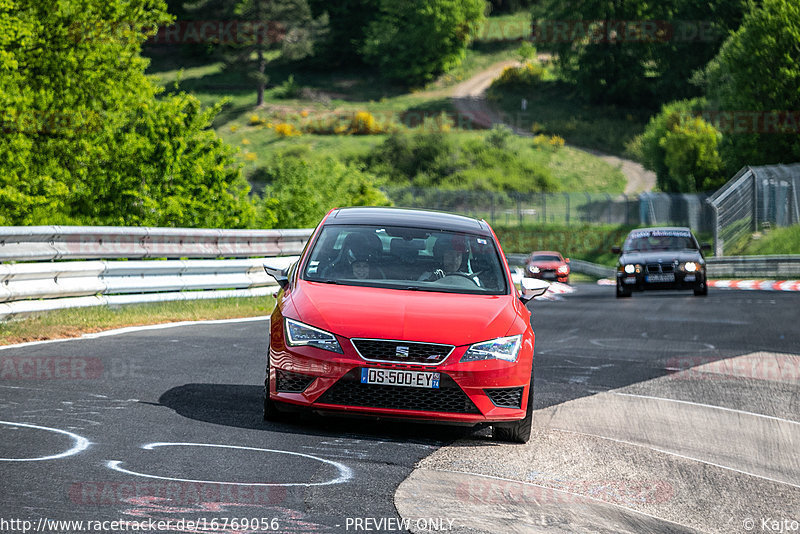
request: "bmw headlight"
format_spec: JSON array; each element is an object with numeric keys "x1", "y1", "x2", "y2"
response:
[
  {"x1": 624, "y1": 264, "x2": 636, "y2": 274},
  {"x1": 461, "y1": 335, "x2": 522, "y2": 363},
  {"x1": 285, "y1": 318, "x2": 343, "y2": 354},
  {"x1": 683, "y1": 262, "x2": 698, "y2": 272}
]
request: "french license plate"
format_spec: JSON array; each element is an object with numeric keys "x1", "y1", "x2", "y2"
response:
[
  {"x1": 360, "y1": 368, "x2": 440, "y2": 389},
  {"x1": 684, "y1": 274, "x2": 696, "y2": 282},
  {"x1": 542, "y1": 272, "x2": 556, "y2": 280},
  {"x1": 646, "y1": 273, "x2": 675, "y2": 283}
]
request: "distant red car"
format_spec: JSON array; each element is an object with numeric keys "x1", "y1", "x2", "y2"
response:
[
  {"x1": 263, "y1": 207, "x2": 550, "y2": 443},
  {"x1": 525, "y1": 251, "x2": 570, "y2": 284}
]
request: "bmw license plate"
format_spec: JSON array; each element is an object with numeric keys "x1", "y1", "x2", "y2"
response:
[
  {"x1": 360, "y1": 368, "x2": 440, "y2": 389},
  {"x1": 646, "y1": 273, "x2": 675, "y2": 283}
]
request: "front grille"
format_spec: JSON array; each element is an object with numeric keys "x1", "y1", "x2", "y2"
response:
[
  {"x1": 485, "y1": 387, "x2": 524, "y2": 408},
  {"x1": 317, "y1": 369, "x2": 480, "y2": 414},
  {"x1": 351, "y1": 339, "x2": 454, "y2": 365},
  {"x1": 646, "y1": 263, "x2": 674, "y2": 274},
  {"x1": 276, "y1": 370, "x2": 316, "y2": 393}
]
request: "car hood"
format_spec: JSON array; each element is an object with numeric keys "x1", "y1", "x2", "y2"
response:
[
  {"x1": 285, "y1": 280, "x2": 518, "y2": 346},
  {"x1": 619, "y1": 250, "x2": 704, "y2": 265}
]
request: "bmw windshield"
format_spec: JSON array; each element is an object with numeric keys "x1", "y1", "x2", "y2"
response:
[
  {"x1": 623, "y1": 230, "x2": 699, "y2": 252},
  {"x1": 301, "y1": 225, "x2": 509, "y2": 295}
]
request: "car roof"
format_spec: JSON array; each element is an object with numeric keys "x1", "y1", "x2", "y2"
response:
[
  {"x1": 531, "y1": 251, "x2": 563, "y2": 256},
  {"x1": 325, "y1": 207, "x2": 492, "y2": 235}
]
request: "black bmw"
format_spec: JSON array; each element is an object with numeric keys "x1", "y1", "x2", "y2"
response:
[{"x1": 612, "y1": 227, "x2": 711, "y2": 298}]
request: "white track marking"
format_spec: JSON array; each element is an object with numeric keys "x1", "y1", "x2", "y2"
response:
[
  {"x1": 0, "y1": 421, "x2": 91, "y2": 461},
  {"x1": 107, "y1": 442, "x2": 352, "y2": 487},
  {"x1": 551, "y1": 428, "x2": 800, "y2": 490},
  {"x1": 613, "y1": 392, "x2": 800, "y2": 426},
  {"x1": 428, "y1": 468, "x2": 694, "y2": 530},
  {"x1": 0, "y1": 316, "x2": 270, "y2": 351}
]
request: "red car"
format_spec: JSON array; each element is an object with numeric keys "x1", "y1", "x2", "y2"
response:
[
  {"x1": 263, "y1": 207, "x2": 549, "y2": 443},
  {"x1": 525, "y1": 251, "x2": 570, "y2": 284}
]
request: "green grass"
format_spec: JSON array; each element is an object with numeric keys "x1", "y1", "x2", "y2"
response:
[
  {"x1": 142, "y1": 10, "x2": 630, "y2": 194},
  {"x1": 494, "y1": 223, "x2": 636, "y2": 265},
  {"x1": 735, "y1": 224, "x2": 800, "y2": 255},
  {"x1": 0, "y1": 297, "x2": 275, "y2": 346},
  {"x1": 487, "y1": 77, "x2": 651, "y2": 156}
]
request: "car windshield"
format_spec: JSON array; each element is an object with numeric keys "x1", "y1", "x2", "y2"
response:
[
  {"x1": 623, "y1": 230, "x2": 698, "y2": 252},
  {"x1": 302, "y1": 224, "x2": 508, "y2": 295},
  {"x1": 531, "y1": 255, "x2": 562, "y2": 262}
]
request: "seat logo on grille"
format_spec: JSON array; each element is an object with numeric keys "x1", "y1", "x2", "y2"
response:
[{"x1": 396, "y1": 345, "x2": 410, "y2": 358}]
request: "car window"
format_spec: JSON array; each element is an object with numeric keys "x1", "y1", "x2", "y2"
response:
[
  {"x1": 623, "y1": 230, "x2": 698, "y2": 252},
  {"x1": 302, "y1": 225, "x2": 508, "y2": 295},
  {"x1": 531, "y1": 255, "x2": 562, "y2": 262}
]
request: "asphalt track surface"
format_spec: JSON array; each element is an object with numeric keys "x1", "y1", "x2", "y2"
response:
[{"x1": 1, "y1": 284, "x2": 798, "y2": 534}]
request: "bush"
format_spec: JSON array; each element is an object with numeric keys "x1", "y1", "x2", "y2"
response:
[
  {"x1": 257, "y1": 157, "x2": 391, "y2": 228},
  {"x1": 360, "y1": 0, "x2": 486, "y2": 85},
  {"x1": 702, "y1": 0, "x2": 800, "y2": 174},
  {"x1": 364, "y1": 131, "x2": 557, "y2": 193},
  {"x1": 490, "y1": 63, "x2": 545, "y2": 91},
  {"x1": 632, "y1": 98, "x2": 724, "y2": 192}
]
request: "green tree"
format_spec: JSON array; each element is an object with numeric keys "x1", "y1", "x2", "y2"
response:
[
  {"x1": 702, "y1": 0, "x2": 800, "y2": 173},
  {"x1": 632, "y1": 98, "x2": 724, "y2": 192},
  {"x1": 0, "y1": 0, "x2": 255, "y2": 227},
  {"x1": 308, "y1": 0, "x2": 380, "y2": 67},
  {"x1": 259, "y1": 157, "x2": 390, "y2": 229},
  {"x1": 538, "y1": 0, "x2": 745, "y2": 106},
  {"x1": 361, "y1": 0, "x2": 487, "y2": 85},
  {"x1": 184, "y1": 0, "x2": 327, "y2": 106}
]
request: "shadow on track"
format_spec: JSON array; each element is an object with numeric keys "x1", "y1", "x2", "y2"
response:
[{"x1": 155, "y1": 383, "x2": 474, "y2": 444}]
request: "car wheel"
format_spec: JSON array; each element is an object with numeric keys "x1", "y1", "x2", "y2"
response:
[
  {"x1": 616, "y1": 282, "x2": 632, "y2": 298},
  {"x1": 263, "y1": 362, "x2": 285, "y2": 422},
  {"x1": 492, "y1": 378, "x2": 534, "y2": 444},
  {"x1": 694, "y1": 282, "x2": 708, "y2": 296}
]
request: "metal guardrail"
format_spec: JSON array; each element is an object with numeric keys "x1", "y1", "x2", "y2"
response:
[
  {"x1": 509, "y1": 253, "x2": 800, "y2": 279},
  {"x1": 0, "y1": 226, "x2": 313, "y2": 262},
  {"x1": 0, "y1": 225, "x2": 312, "y2": 320},
  {"x1": 707, "y1": 255, "x2": 800, "y2": 278}
]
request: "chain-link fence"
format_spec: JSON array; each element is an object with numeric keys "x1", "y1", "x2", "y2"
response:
[
  {"x1": 707, "y1": 164, "x2": 800, "y2": 256},
  {"x1": 383, "y1": 188, "x2": 713, "y2": 232}
]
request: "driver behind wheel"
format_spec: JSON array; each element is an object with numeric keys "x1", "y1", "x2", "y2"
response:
[{"x1": 420, "y1": 235, "x2": 470, "y2": 282}]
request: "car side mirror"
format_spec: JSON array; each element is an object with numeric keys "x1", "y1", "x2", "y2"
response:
[
  {"x1": 701, "y1": 242, "x2": 712, "y2": 251},
  {"x1": 520, "y1": 278, "x2": 550, "y2": 304},
  {"x1": 611, "y1": 246, "x2": 621, "y2": 254},
  {"x1": 565, "y1": 258, "x2": 570, "y2": 263},
  {"x1": 264, "y1": 262, "x2": 289, "y2": 290}
]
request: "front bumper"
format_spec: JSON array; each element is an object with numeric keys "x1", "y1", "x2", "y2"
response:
[
  {"x1": 268, "y1": 330, "x2": 534, "y2": 424},
  {"x1": 616, "y1": 269, "x2": 706, "y2": 291}
]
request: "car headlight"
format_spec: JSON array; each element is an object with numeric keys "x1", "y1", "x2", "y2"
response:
[
  {"x1": 624, "y1": 264, "x2": 636, "y2": 274},
  {"x1": 683, "y1": 262, "x2": 698, "y2": 272},
  {"x1": 461, "y1": 335, "x2": 522, "y2": 363},
  {"x1": 285, "y1": 318, "x2": 343, "y2": 354},
  {"x1": 529, "y1": 266, "x2": 540, "y2": 274},
  {"x1": 557, "y1": 265, "x2": 569, "y2": 274}
]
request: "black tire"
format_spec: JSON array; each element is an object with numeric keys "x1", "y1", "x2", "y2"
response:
[
  {"x1": 693, "y1": 281, "x2": 708, "y2": 296},
  {"x1": 263, "y1": 362, "x2": 284, "y2": 422},
  {"x1": 492, "y1": 379, "x2": 534, "y2": 444},
  {"x1": 616, "y1": 282, "x2": 632, "y2": 298}
]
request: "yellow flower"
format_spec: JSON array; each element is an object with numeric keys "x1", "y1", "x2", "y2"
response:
[
  {"x1": 242, "y1": 138, "x2": 251, "y2": 145},
  {"x1": 244, "y1": 152, "x2": 257, "y2": 161},
  {"x1": 229, "y1": 124, "x2": 239, "y2": 133},
  {"x1": 300, "y1": 110, "x2": 310, "y2": 118}
]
